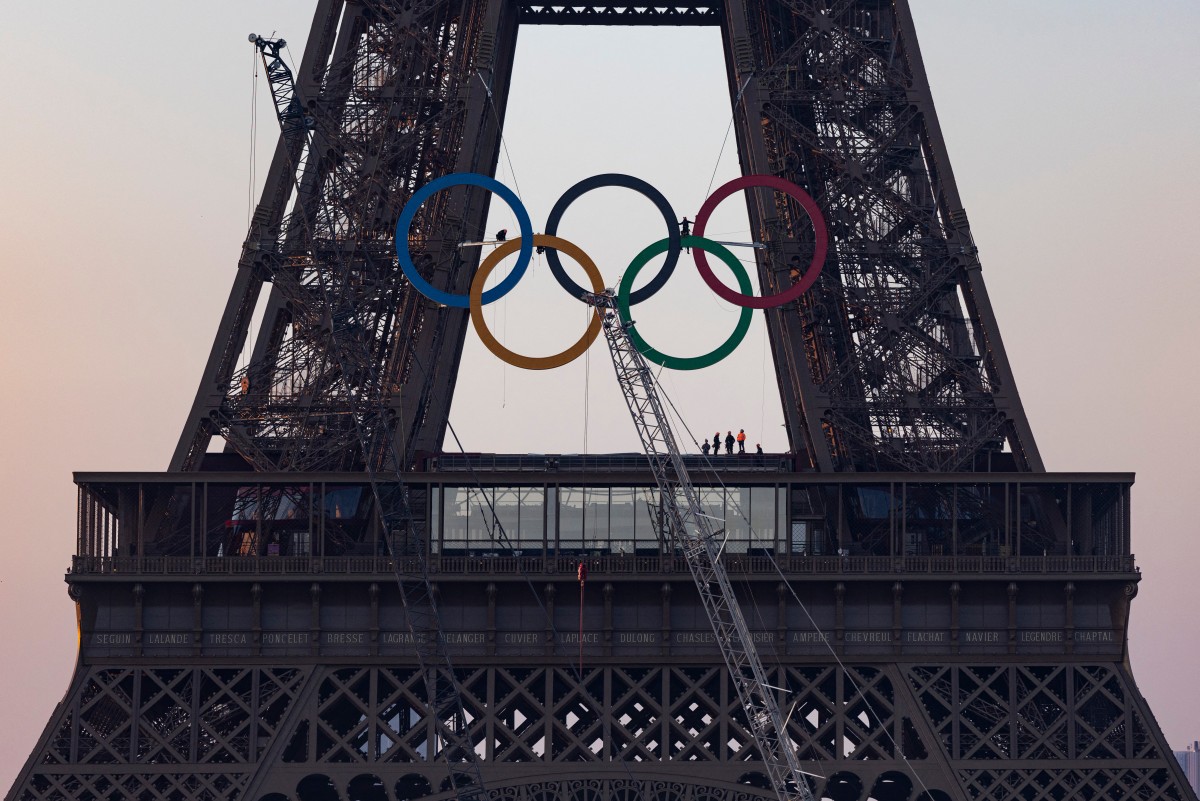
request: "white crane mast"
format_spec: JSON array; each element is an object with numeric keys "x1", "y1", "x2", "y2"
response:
[{"x1": 584, "y1": 291, "x2": 817, "y2": 801}]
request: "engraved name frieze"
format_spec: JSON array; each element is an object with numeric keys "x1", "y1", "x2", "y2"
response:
[
  {"x1": 145, "y1": 633, "x2": 190, "y2": 645},
  {"x1": 207, "y1": 633, "x2": 249, "y2": 645},
  {"x1": 91, "y1": 633, "x2": 133, "y2": 645},
  {"x1": 962, "y1": 631, "x2": 1003, "y2": 643},
  {"x1": 262, "y1": 632, "x2": 310, "y2": 645},
  {"x1": 674, "y1": 632, "x2": 774, "y2": 644},
  {"x1": 844, "y1": 631, "x2": 891, "y2": 643},
  {"x1": 1073, "y1": 630, "x2": 1115, "y2": 642}
]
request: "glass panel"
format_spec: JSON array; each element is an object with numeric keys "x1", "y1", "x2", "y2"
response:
[
  {"x1": 957, "y1": 484, "x2": 1004, "y2": 556},
  {"x1": 465, "y1": 488, "x2": 494, "y2": 552},
  {"x1": 749, "y1": 486, "x2": 776, "y2": 553},
  {"x1": 725, "y1": 487, "x2": 750, "y2": 553},
  {"x1": 846, "y1": 485, "x2": 894, "y2": 556},
  {"x1": 903, "y1": 484, "x2": 953, "y2": 556},
  {"x1": 634, "y1": 487, "x2": 661, "y2": 553},
  {"x1": 699, "y1": 488, "x2": 724, "y2": 532},
  {"x1": 493, "y1": 487, "x2": 521, "y2": 549},
  {"x1": 584, "y1": 487, "x2": 608, "y2": 552},
  {"x1": 442, "y1": 486, "x2": 486, "y2": 554},
  {"x1": 559, "y1": 487, "x2": 585, "y2": 553},
  {"x1": 518, "y1": 487, "x2": 545, "y2": 552},
  {"x1": 610, "y1": 487, "x2": 637, "y2": 556},
  {"x1": 322, "y1": 485, "x2": 369, "y2": 556},
  {"x1": 1018, "y1": 484, "x2": 1068, "y2": 556}
]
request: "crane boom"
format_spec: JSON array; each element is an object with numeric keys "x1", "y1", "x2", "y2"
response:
[{"x1": 586, "y1": 291, "x2": 817, "y2": 801}]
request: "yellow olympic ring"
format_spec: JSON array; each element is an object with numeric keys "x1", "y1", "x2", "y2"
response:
[{"x1": 469, "y1": 235, "x2": 605, "y2": 370}]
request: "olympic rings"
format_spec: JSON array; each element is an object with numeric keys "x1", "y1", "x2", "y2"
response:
[
  {"x1": 616, "y1": 237, "x2": 754, "y2": 371},
  {"x1": 394, "y1": 171, "x2": 830, "y2": 370},
  {"x1": 395, "y1": 172, "x2": 534, "y2": 308},
  {"x1": 543, "y1": 174, "x2": 681, "y2": 305},
  {"x1": 469, "y1": 235, "x2": 605, "y2": 370},
  {"x1": 692, "y1": 174, "x2": 828, "y2": 310}
]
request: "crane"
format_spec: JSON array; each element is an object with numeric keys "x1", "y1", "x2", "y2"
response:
[{"x1": 584, "y1": 289, "x2": 818, "y2": 801}]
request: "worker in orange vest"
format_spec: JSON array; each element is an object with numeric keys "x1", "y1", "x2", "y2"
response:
[{"x1": 736, "y1": 429, "x2": 747, "y2": 453}]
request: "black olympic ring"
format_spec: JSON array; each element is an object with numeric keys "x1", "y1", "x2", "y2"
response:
[{"x1": 542, "y1": 173, "x2": 681, "y2": 305}]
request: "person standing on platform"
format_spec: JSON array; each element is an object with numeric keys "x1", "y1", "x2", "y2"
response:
[
  {"x1": 725, "y1": 431, "x2": 735, "y2": 455},
  {"x1": 702, "y1": 439, "x2": 711, "y2": 456},
  {"x1": 714, "y1": 432, "x2": 722, "y2": 455},
  {"x1": 737, "y1": 429, "x2": 747, "y2": 453},
  {"x1": 756, "y1": 443, "x2": 763, "y2": 455}
]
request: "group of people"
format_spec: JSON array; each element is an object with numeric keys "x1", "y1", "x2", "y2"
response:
[{"x1": 702, "y1": 429, "x2": 762, "y2": 456}]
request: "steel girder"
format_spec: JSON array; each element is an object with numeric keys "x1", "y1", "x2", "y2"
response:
[
  {"x1": 9, "y1": 659, "x2": 1196, "y2": 801},
  {"x1": 720, "y1": 0, "x2": 1042, "y2": 472},
  {"x1": 172, "y1": 0, "x2": 518, "y2": 473}
]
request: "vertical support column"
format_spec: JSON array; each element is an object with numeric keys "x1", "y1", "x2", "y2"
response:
[
  {"x1": 660, "y1": 583, "x2": 672, "y2": 658},
  {"x1": 252, "y1": 583, "x2": 263, "y2": 657},
  {"x1": 1064, "y1": 582, "x2": 1075, "y2": 655},
  {"x1": 834, "y1": 582, "x2": 845, "y2": 656},
  {"x1": 399, "y1": 0, "x2": 525, "y2": 460},
  {"x1": 192, "y1": 583, "x2": 203, "y2": 657},
  {"x1": 133, "y1": 584, "x2": 144, "y2": 657},
  {"x1": 486, "y1": 582, "x2": 497, "y2": 656},
  {"x1": 718, "y1": 0, "x2": 830, "y2": 468},
  {"x1": 310, "y1": 583, "x2": 322, "y2": 657},
  {"x1": 891, "y1": 582, "x2": 903, "y2": 654},
  {"x1": 776, "y1": 582, "x2": 787, "y2": 648},
  {"x1": 1006, "y1": 582, "x2": 1018, "y2": 655},
  {"x1": 890, "y1": 0, "x2": 1043, "y2": 472},
  {"x1": 369, "y1": 583, "x2": 380, "y2": 657},
  {"x1": 949, "y1": 582, "x2": 960, "y2": 655},
  {"x1": 603, "y1": 583, "x2": 614, "y2": 657},
  {"x1": 170, "y1": 0, "x2": 346, "y2": 470},
  {"x1": 544, "y1": 584, "x2": 556, "y2": 657}
]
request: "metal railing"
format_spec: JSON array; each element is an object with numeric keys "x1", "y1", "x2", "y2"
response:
[{"x1": 70, "y1": 553, "x2": 1138, "y2": 577}]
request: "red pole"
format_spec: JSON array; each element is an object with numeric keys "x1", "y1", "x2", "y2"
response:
[{"x1": 577, "y1": 562, "x2": 588, "y2": 676}]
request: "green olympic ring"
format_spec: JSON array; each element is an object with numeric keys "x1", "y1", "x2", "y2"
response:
[{"x1": 616, "y1": 236, "x2": 753, "y2": 371}]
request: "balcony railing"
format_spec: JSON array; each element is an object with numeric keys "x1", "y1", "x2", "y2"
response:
[{"x1": 70, "y1": 553, "x2": 1138, "y2": 578}]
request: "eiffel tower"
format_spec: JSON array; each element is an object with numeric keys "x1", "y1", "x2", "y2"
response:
[{"x1": 7, "y1": 1, "x2": 1196, "y2": 800}]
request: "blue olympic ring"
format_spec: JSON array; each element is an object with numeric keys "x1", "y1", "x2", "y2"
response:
[{"x1": 395, "y1": 172, "x2": 534, "y2": 308}]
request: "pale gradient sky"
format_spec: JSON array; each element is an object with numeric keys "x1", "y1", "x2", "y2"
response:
[{"x1": 1, "y1": 1, "x2": 1198, "y2": 789}]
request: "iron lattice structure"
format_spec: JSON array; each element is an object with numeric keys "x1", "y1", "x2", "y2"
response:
[
  {"x1": 8, "y1": 2, "x2": 1197, "y2": 801},
  {"x1": 12, "y1": 650, "x2": 1194, "y2": 801},
  {"x1": 169, "y1": 0, "x2": 1035, "y2": 476}
]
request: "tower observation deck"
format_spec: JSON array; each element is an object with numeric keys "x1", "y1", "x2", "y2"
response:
[{"x1": 6, "y1": 0, "x2": 1197, "y2": 799}]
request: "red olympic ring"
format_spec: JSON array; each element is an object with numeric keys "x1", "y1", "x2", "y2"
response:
[{"x1": 692, "y1": 175, "x2": 828, "y2": 309}]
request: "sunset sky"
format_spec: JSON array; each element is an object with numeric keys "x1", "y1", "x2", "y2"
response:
[{"x1": 1, "y1": 1, "x2": 1198, "y2": 788}]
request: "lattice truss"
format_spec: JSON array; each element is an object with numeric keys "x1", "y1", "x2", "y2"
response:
[
  {"x1": 743, "y1": 0, "x2": 1028, "y2": 471},
  {"x1": 270, "y1": 664, "x2": 918, "y2": 766},
  {"x1": 14, "y1": 663, "x2": 929, "y2": 800},
  {"x1": 190, "y1": 0, "x2": 494, "y2": 473},
  {"x1": 14, "y1": 666, "x2": 306, "y2": 801},
  {"x1": 907, "y1": 664, "x2": 1194, "y2": 801},
  {"x1": 15, "y1": 662, "x2": 1197, "y2": 800}
]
